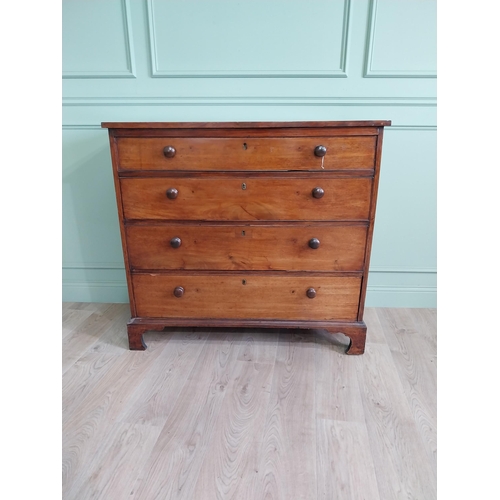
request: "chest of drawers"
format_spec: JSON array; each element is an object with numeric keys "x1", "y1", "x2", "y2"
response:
[{"x1": 102, "y1": 121, "x2": 390, "y2": 354}]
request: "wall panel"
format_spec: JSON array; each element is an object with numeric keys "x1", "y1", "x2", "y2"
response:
[
  {"x1": 148, "y1": 0, "x2": 350, "y2": 77},
  {"x1": 365, "y1": 0, "x2": 437, "y2": 77},
  {"x1": 62, "y1": 0, "x2": 136, "y2": 78}
]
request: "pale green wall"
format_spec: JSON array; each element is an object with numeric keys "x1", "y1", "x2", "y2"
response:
[{"x1": 62, "y1": 0, "x2": 436, "y2": 307}]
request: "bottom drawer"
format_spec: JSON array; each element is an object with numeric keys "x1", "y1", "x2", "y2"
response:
[{"x1": 132, "y1": 273, "x2": 361, "y2": 321}]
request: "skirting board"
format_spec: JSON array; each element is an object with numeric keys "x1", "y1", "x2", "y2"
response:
[{"x1": 62, "y1": 281, "x2": 436, "y2": 308}]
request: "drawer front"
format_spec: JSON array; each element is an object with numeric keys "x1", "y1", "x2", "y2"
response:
[
  {"x1": 132, "y1": 274, "x2": 361, "y2": 321},
  {"x1": 120, "y1": 177, "x2": 372, "y2": 221},
  {"x1": 116, "y1": 136, "x2": 376, "y2": 171},
  {"x1": 126, "y1": 224, "x2": 367, "y2": 271}
]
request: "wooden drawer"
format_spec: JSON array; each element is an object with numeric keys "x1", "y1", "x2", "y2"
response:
[
  {"x1": 126, "y1": 223, "x2": 368, "y2": 271},
  {"x1": 120, "y1": 176, "x2": 372, "y2": 221},
  {"x1": 132, "y1": 273, "x2": 361, "y2": 321},
  {"x1": 116, "y1": 136, "x2": 376, "y2": 171}
]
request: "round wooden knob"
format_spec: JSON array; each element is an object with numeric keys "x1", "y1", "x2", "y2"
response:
[
  {"x1": 173, "y1": 286, "x2": 184, "y2": 298},
  {"x1": 306, "y1": 288, "x2": 316, "y2": 299},
  {"x1": 308, "y1": 238, "x2": 320, "y2": 249},
  {"x1": 312, "y1": 187, "x2": 324, "y2": 199},
  {"x1": 170, "y1": 237, "x2": 182, "y2": 248},
  {"x1": 166, "y1": 188, "x2": 178, "y2": 199},
  {"x1": 314, "y1": 145, "x2": 327, "y2": 157},
  {"x1": 163, "y1": 146, "x2": 176, "y2": 158}
]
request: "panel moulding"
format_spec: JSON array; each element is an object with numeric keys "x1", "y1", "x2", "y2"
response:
[
  {"x1": 61, "y1": 96, "x2": 437, "y2": 107},
  {"x1": 364, "y1": 0, "x2": 436, "y2": 78},
  {"x1": 146, "y1": 0, "x2": 351, "y2": 78},
  {"x1": 61, "y1": 281, "x2": 436, "y2": 307},
  {"x1": 63, "y1": 0, "x2": 136, "y2": 79},
  {"x1": 62, "y1": 263, "x2": 125, "y2": 270}
]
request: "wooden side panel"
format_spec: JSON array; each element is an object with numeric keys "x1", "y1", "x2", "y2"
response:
[
  {"x1": 107, "y1": 131, "x2": 137, "y2": 316},
  {"x1": 126, "y1": 224, "x2": 368, "y2": 271},
  {"x1": 120, "y1": 176, "x2": 372, "y2": 221},
  {"x1": 132, "y1": 274, "x2": 362, "y2": 321},
  {"x1": 116, "y1": 136, "x2": 376, "y2": 171},
  {"x1": 358, "y1": 128, "x2": 385, "y2": 320}
]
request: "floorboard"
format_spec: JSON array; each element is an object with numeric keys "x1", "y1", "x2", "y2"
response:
[{"x1": 62, "y1": 304, "x2": 437, "y2": 500}]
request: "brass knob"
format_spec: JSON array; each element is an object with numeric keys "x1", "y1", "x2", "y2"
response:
[
  {"x1": 309, "y1": 238, "x2": 320, "y2": 249},
  {"x1": 312, "y1": 187, "x2": 324, "y2": 199},
  {"x1": 166, "y1": 188, "x2": 178, "y2": 199},
  {"x1": 173, "y1": 286, "x2": 184, "y2": 298},
  {"x1": 314, "y1": 145, "x2": 327, "y2": 157},
  {"x1": 306, "y1": 288, "x2": 316, "y2": 299},
  {"x1": 163, "y1": 146, "x2": 176, "y2": 158},
  {"x1": 170, "y1": 237, "x2": 182, "y2": 248}
]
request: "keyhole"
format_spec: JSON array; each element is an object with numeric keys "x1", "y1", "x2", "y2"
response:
[
  {"x1": 242, "y1": 279, "x2": 247, "y2": 285},
  {"x1": 243, "y1": 143, "x2": 247, "y2": 150},
  {"x1": 242, "y1": 230, "x2": 245, "y2": 236},
  {"x1": 242, "y1": 183, "x2": 247, "y2": 190}
]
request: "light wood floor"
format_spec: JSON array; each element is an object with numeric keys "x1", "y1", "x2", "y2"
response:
[{"x1": 62, "y1": 303, "x2": 436, "y2": 500}]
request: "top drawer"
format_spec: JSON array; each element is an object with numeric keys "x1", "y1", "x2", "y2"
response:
[{"x1": 116, "y1": 136, "x2": 376, "y2": 172}]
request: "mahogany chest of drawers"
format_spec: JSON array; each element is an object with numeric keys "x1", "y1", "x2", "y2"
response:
[{"x1": 102, "y1": 121, "x2": 390, "y2": 354}]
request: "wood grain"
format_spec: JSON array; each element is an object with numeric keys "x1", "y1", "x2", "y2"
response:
[
  {"x1": 62, "y1": 301, "x2": 75, "y2": 312},
  {"x1": 110, "y1": 128, "x2": 382, "y2": 140},
  {"x1": 315, "y1": 342, "x2": 365, "y2": 422},
  {"x1": 105, "y1": 121, "x2": 389, "y2": 357},
  {"x1": 87, "y1": 303, "x2": 131, "y2": 353},
  {"x1": 376, "y1": 307, "x2": 418, "y2": 351},
  {"x1": 102, "y1": 120, "x2": 391, "y2": 129},
  {"x1": 192, "y1": 358, "x2": 276, "y2": 499},
  {"x1": 253, "y1": 332, "x2": 317, "y2": 499},
  {"x1": 126, "y1": 223, "x2": 368, "y2": 271},
  {"x1": 62, "y1": 305, "x2": 435, "y2": 500},
  {"x1": 120, "y1": 176, "x2": 372, "y2": 221},
  {"x1": 73, "y1": 423, "x2": 163, "y2": 500},
  {"x1": 62, "y1": 331, "x2": 188, "y2": 498},
  {"x1": 62, "y1": 303, "x2": 121, "y2": 374},
  {"x1": 62, "y1": 352, "x2": 121, "y2": 418},
  {"x1": 237, "y1": 329, "x2": 279, "y2": 364},
  {"x1": 109, "y1": 132, "x2": 138, "y2": 316},
  {"x1": 316, "y1": 419, "x2": 381, "y2": 500},
  {"x1": 356, "y1": 343, "x2": 436, "y2": 500},
  {"x1": 130, "y1": 332, "x2": 241, "y2": 499},
  {"x1": 116, "y1": 136, "x2": 376, "y2": 171},
  {"x1": 362, "y1": 306, "x2": 388, "y2": 344},
  {"x1": 62, "y1": 307, "x2": 93, "y2": 339},
  {"x1": 132, "y1": 273, "x2": 362, "y2": 321},
  {"x1": 408, "y1": 307, "x2": 437, "y2": 350},
  {"x1": 377, "y1": 308, "x2": 437, "y2": 472},
  {"x1": 357, "y1": 128, "x2": 385, "y2": 320},
  {"x1": 119, "y1": 329, "x2": 211, "y2": 426}
]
